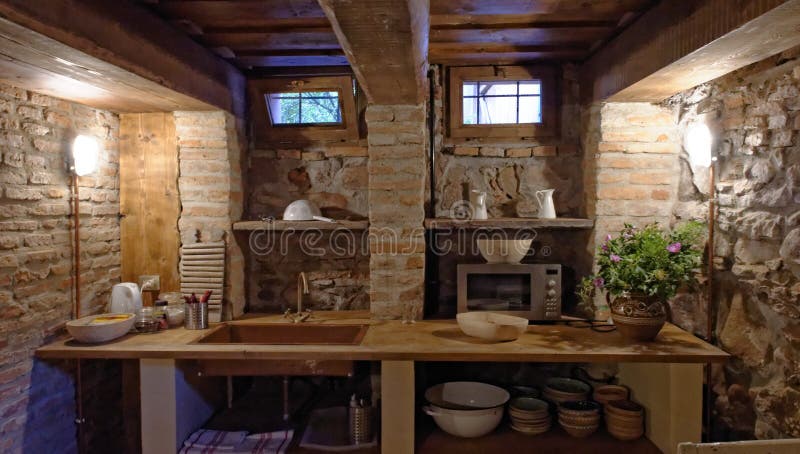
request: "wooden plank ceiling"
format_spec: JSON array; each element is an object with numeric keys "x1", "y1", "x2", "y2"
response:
[{"x1": 138, "y1": 0, "x2": 657, "y2": 72}]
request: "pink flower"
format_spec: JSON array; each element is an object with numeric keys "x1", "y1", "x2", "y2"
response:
[
  {"x1": 667, "y1": 242, "x2": 682, "y2": 253},
  {"x1": 601, "y1": 244, "x2": 608, "y2": 252},
  {"x1": 610, "y1": 254, "x2": 621, "y2": 262},
  {"x1": 593, "y1": 277, "x2": 605, "y2": 288},
  {"x1": 605, "y1": 234, "x2": 612, "y2": 242}
]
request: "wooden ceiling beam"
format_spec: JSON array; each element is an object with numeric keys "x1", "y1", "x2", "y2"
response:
[
  {"x1": 429, "y1": 0, "x2": 654, "y2": 16},
  {"x1": 431, "y1": 18, "x2": 618, "y2": 30},
  {"x1": 0, "y1": 0, "x2": 245, "y2": 116},
  {"x1": 431, "y1": 27, "x2": 612, "y2": 45},
  {"x1": 201, "y1": 31, "x2": 340, "y2": 50},
  {"x1": 582, "y1": 0, "x2": 800, "y2": 102},
  {"x1": 318, "y1": 0, "x2": 429, "y2": 105}
]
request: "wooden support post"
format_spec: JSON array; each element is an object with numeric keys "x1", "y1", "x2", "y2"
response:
[
  {"x1": 381, "y1": 360, "x2": 415, "y2": 454},
  {"x1": 140, "y1": 359, "x2": 220, "y2": 454},
  {"x1": 618, "y1": 363, "x2": 704, "y2": 454}
]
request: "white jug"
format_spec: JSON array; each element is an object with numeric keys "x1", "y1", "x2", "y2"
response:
[
  {"x1": 470, "y1": 190, "x2": 488, "y2": 220},
  {"x1": 535, "y1": 189, "x2": 556, "y2": 219},
  {"x1": 109, "y1": 282, "x2": 142, "y2": 314}
]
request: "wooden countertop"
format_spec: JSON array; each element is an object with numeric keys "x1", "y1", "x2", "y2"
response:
[{"x1": 36, "y1": 311, "x2": 728, "y2": 363}]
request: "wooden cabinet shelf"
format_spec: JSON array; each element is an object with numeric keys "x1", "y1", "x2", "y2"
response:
[
  {"x1": 233, "y1": 220, "x2": 369, "y2": 231},
  {"x1": 417, "y1": 424, "x2": 660, "y2": 453},
  {"x1": 424, "y1": 217, "x2": 594, "y2": 230}
]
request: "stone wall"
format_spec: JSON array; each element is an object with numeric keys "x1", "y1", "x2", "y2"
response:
[
  {"x1": 175, "y1": 111, "x2": 245, "y2": 317},
  {"x1": 433, "y1": 64, "x2": 584, "y2": 218},
  {"x1": 666, "y1": 47, "x2": 800, "y2": 440},
  {"x1": 366, "y1": 104, "x2": 427, "y2": 319},
  {"x1": 0, "y1": 82, "x2": 123, "y2": 452},
  {"x1": 244, "y1": 140, "x2": 370, "y2": 313}
]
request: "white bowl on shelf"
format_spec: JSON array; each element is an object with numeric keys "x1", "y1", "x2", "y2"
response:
[
  {"x1": 476, "y1": 239, "x2": 532, "y2": 264},
  {"x1": 457, "y1": 312, "x2": 528, "y2": 342},
  {"x1": 423, "y1": 382, "x2": 509, "y2": 438},
  {"x1": 66, "y1": 313, "x2": 135, "y2": 343}
]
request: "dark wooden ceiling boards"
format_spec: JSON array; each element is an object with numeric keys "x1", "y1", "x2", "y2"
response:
[{"x1": 139, "y1": 0, "x2": 657, "y2": 72}]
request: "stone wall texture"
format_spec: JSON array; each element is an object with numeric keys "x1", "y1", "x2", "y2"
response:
[
  {"x1": 244, "y1": 142, "x2": 370, "y2": 313},
  {"x1": 434, "y1": 64, "x2": 584, "y2": 219},
  {"x1": 0, "y1": 82, "x2": 123, "y2": 452},
  {"x1": 666, "y1": 47, "x2": 800, "y2": 440},
  {"x1": 366, "y1": 104, "x2": 427, "y2": 319},
  {"x1": 175, "y1": 111, "x2": 245, "y2": 317}
]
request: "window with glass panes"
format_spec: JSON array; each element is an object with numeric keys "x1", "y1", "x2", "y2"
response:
[
  {"x1": 266, "y1": 91, "x2": 342, "y2": 125},
  {"x1": 461, "y1": 80, "x2": 542, "y2": 125}
]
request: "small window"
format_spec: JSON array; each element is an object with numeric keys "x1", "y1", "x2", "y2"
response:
[
  {"x1": 449, "y1": 65, "x2": 558, "y2": 139},
  {"x1": 266, "y1": 91, "x2": 342, "y2": 125},
  {"x1": 462, "y1": 81, "x2": 542, "y2": 125},
  {"x1": 249, "y1": 76, "x2": 358, "y2": 146}
]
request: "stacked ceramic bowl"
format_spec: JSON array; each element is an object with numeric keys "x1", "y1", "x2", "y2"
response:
[
  {"x1": 543, "y1": 378, "x2": 590, "y2": 405},
  {"x1": 605, "y1": 399, "x2": 645, "y2": 441},
  {"x1": 508, "y1": 397, "x2": 551, "y2": 435},
  {"x1": 592, "y1": 384, "x2": 630, "y2": 409},
  {"x1": 558, "y1": 400, "x2": 601, "y2": 438}
]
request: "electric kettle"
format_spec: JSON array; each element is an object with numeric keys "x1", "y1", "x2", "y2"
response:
[{"x1": 109, "y1": 283, "x2": 142, "y2": 314}]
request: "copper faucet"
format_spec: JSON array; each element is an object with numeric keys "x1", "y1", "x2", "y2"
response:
[{"x1": 284, "y1": 272, "x2": 312, "y2": 323}]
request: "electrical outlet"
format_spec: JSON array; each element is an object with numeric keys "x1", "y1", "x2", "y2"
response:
[{"x1": 138, "y1": 275, "x2": 160, "y2": 292}]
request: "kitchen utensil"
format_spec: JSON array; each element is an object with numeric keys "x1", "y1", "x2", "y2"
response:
[
  {"x1": 165, "y1": 306, "x2": 185, "y2": 327},
  {"x1": 543, "y1": 378, "x2": 591, "y2": 404},
  {"x1": 456, "y1": 312, "x2": 528, "y2": 342},
  {"x1": 422, "y1": 405, "x2": 503, "y2": 438},
  {"x1": 348, "y1": 396, "x2": 375, "y2": 445},
  {"x1": 535, "y1": 189, "x2": 556, "y2": 219},
  {"x1": 67, "y1": 313, "x2": 135, "y2": 343},
  {"x1": 470, "y1": 190, "x2": 488, "y2": 220},
  {"x1": 605, "y1": 399, "x2": 644, "y2": 441},
  {"x1": 476, "y1": 239, "x2": 532, "y2": 264},
  {"x1": 425, "y1": 381, "x2": 510, "y2": 410},
  {"x1": 185, "y1": 301, "x2": 209, "y2": 330},
  {"x1": 283, "y1": 199, "x2": 329, "y2": 221},
  {"x1": 109, "y1": 282, "x2": 142, "y2": 313},
  {"x1": 593, "y1": 384, "x2": 629, "y2": 408}
]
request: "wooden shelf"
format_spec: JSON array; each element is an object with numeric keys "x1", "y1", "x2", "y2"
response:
[
  {"x1": 424, "y1": 217, "x2": 594, "y2": 230},
  {"x1": 417, "y1": 424, "x2": 660, "y2": 454},
  {"x1": 233, "y1": 220, "x2": 369, "y2": 231}
]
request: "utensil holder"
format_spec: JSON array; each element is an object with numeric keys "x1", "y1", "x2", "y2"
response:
[
  {"x1": 349, "y1": 406, "x2": 374, "y2": 444},
  {"x1": 184, "y1": 302, "x2": 208, "y2": 330}
]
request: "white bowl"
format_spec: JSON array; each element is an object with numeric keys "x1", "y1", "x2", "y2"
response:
[
  {"x1": 423, "y1": 404, "x2": 503, "y2": 438},
  {"x1": 476, "y1": 239, "x2": 532, "y2": 264},
  {"x1": 165, "y1": 306, "x2": 185, "y2": 327},
  {"x1": 425, "y1": 381, "x2": 510, "y2": 410},
  {"x1": 66, "y1": 313, "x2": 135, "y2": 343},
  {"x1": 457, "y1": 312, "x2": 528, "y2": 342},
  {"x1": 282, "y1": 199, "x2": 322, "y2": 221}
]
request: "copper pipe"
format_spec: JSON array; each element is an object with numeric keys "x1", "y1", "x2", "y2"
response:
[
  {"x1": 71, "y1": 170, "x2": 85, "y2": 452},
  {"x1": 704, "y1": 161, "x2": 716, "y2": 441}
]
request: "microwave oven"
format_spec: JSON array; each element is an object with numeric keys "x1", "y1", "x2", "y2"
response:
[{"x1": 456, "y1": 263, "x2": 562, "y2": 321}]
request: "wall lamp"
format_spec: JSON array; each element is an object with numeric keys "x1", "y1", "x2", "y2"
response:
[{"x1": 71, "y1": 134, "x2": 99, "y2": 176}]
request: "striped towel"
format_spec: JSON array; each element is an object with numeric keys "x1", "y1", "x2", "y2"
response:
[
  {"x1": 180, "y1": 429, "x2": 247, "y2": 453},
  {"x1": 232, "y1": 430, "x2": 294, "y2": 454}
]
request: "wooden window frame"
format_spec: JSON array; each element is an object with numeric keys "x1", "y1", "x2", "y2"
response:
[
  {"x1": 249, "y1": 75, "x2": 358, "y2": 146},
  {"x1": 447, "y1": 65, "x2": 559, "y2": 139}
]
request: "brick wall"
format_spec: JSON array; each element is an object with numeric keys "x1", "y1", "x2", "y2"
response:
[
  {"x1": 175, "y1": 111, "x2": 245, "y2": 317},
  {"x1": 0, "y1": 82, "x2": 122, "y2": 452},
  {"x1": 366, "y1": 105, "x2": 427, "y2": 319},
  {"x1": 584, "y1": 102, "x2": 681, "y2": 250}
]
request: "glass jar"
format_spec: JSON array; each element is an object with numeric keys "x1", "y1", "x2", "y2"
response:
[{"x1": 154, "y1": 300, "x2": 168, "y2": 330}]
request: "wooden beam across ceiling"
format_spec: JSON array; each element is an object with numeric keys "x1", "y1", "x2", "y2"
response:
[
  {"x1": 318, "y1": 0, "x2": 430, "y2": 105},
  {"x1": 0, "y1": 0, "x2": 245, "y2": 115},
  {"x1": 583, "y1": 0, "x2": 800, "y2": 102}
]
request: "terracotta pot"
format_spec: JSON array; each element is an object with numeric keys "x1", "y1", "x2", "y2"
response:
[{"x1": 609, "y1": 293, "x2": 667, "y2": 341}]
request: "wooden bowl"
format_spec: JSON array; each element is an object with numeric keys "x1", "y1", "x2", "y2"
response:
[
  {"x1": 593, "y1": 385, "x2": 629, "y2": 406},
  {"x1": 606, "y1": 399, "x2": 644, "y2": 417},
  {"x1": 559, "y1": 421, "x2": 599, "y2": 438}
]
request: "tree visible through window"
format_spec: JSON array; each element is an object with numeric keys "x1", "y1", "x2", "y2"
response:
[
  {"x1": 266, "y1": 91, "x2": 342, "y2": 125},
  {"x1": 462, "y1": 80, "x2": 542, "y2": 125}
]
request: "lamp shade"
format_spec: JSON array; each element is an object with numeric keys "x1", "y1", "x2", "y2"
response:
[
  {"x1": 685, "y1": 123, "x2": 713, "y2": 167},
  {"x1": 72, "y1": 135, "x2": 99, "y2": 176}
]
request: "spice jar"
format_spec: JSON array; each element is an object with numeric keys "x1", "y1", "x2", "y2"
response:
[
  {"x1": 134, "y1": 307, "x2": 159, "y2": 334},
  {"x1": 154, "y1": 300, "x2": 168, "y2": 330}
]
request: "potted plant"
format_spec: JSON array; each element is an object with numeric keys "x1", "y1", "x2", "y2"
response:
[{"x1": 590, "y1": 222, "x2": 704, "y2": 341}]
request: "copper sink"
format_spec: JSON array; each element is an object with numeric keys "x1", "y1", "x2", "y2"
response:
[{"x1": 193, "y1": 323, "x2": 368, "y2": 345}]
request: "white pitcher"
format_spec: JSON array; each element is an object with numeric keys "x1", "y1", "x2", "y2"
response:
[
  {"x1": 535, "y1": 189, "x2": 556, "y2": 219},
  {"x1": 470, "y1": 190, "x2": 488, "y2": 220}
]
